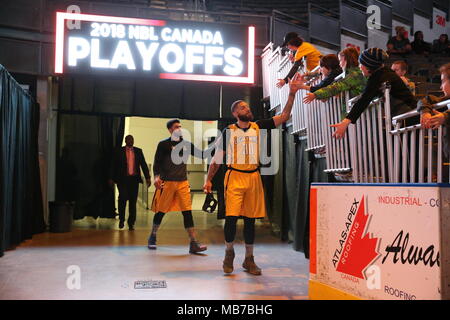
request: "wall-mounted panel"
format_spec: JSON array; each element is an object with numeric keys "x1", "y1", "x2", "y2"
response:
[
  {"x1": 0, "y1": 0, "x2": 42, "y2": 31},
  {"x1": 272, "y1": 18, "x2": 309, "y2": 48},
  {"x1": 414, "y1": 0, "x2": 433, "y2": 19},
  {"x1": 340, "y1": 4, "x2": 368, "y2": 37},
  {"x1": 309, "y1": 12, "x2": 340, "y2": 47},
  {"x1": 0, "y1": 38, "x2": 40, "y2": 74},
  {"x1": 392, "y1": 0, "x2": 414, "y2": 23}
]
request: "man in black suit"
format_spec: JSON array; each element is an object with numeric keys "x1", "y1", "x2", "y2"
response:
[{"x1": 110, "y1": 135, "x2": 151, "y2": 230}]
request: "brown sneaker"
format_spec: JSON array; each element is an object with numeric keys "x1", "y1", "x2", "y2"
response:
[
  {"x1": 242, "y1": 255, "x2": 262, "y2": 275},
  {"x1": 189, "y1": 241, "x2": 207, "y2": 254},
  {"x1": 222, "y1": 249, "x2": 235, "y2": 274}
]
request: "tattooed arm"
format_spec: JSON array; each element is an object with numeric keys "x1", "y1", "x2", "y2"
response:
[
  {"x1": 273, "y1": 75, "x2": 302, "y2": 127},
  {"x1": 203, "y1": 138, "x2": 225, "y2": 193}
]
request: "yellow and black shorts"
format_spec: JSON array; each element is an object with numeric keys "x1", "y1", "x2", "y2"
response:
[
  {"x1": 151, "y1": 180, "x2": 192, "y2": 213},
  {"x1": 224, "y1": 169, "x2": 266, "y2": 219}
]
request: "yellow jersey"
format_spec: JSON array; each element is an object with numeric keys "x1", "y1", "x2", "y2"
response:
[{"x1": 225, "y1": 122, "x2": 260, "y2": 172}]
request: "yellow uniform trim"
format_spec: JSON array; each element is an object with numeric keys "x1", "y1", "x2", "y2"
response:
[
  {"x1": 308, "y1": 280, "x2": 362, "y2": 300},
  {"x1": 151, "y1": 180, "x2": 192, "y2": 213}
]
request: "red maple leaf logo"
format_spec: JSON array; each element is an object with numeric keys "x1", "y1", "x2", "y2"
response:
[{"x1": 336, "y1": 197, "x2": 379, "y2": 279}]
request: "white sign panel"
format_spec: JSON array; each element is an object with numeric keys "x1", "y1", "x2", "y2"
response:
[
  {"x1": 433, "y1": 8, "x2": 450, "y2": 39},
  {"x1": 414, "y1": 10, "x2": 450, "y2": 44},
  {"x1": 340, "y1": 34, "x2": 366, "y2": 54},
  {"x1": 368, "y1": 29, "x2": 389, "y2": 50},
  {"x1": 310, "y1": 184, "x2": 450, "y2": 300},
  {"x1": 313, "y1": 44, "x2": 337, "y2": 57}
]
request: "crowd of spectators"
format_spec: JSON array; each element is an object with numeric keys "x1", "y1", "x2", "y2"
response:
[{"x1": 387, "y1": 26, "x2": 450, "y2": 57}]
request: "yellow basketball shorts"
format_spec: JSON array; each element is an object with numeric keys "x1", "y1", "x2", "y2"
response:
[
  {"x1": 224, "y1": 170, "x2": 266, "y2": 218},
  {"x1": 151, "y1": 180, "x2": 192, "y2": 213}
]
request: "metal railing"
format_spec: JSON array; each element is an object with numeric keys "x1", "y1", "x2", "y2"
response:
[
  {"x1": 261, "y1": 42, "x2": 273, "y2": 100},
  {"x1": 278, "y1": 54, "x2": 293, "y2": 115},
  {"x1": 267, "y1": 47, "x2": 283, "y2": 111},
  {"x1": 266, "y1": 46, "x2": 309, "y2": 134},
  {"x1": 347, "y1": 85, "x2": 393, "y2": 183},
  {"x1": 305, "y1": 67, "x2": 326, "y2": 152},
  {"x1": 391, "y1": 99, "x2": 450, "y2": 183},
  {"x1": 287, "y1": 58, "x2": 309, "y2": 135},
  {"x1": 322, "y1": 90, "x2": 352, "y2": 173}
]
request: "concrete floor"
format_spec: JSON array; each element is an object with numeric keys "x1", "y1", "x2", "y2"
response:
[{"x1": 0, "y1": 195, "x2": 309, "y2": 300}]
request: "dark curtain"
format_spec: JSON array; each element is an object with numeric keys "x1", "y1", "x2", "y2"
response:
[
  {"x1": 56, "y1": 113, "x2": 124, "y2": 220},
  {"x1": 0, "y1": 64, "x2": 45, "y2": 257},
  {"x1": 282, "y1": 128, "x2": 298, "y2": 242},
  {"x1": 261, "y1": 111, "x2": 284, "y2": 237},
  {"x1": 59, "y1": 76, "x2": 262, "y2": 122},
  {"x1": 292, "y1": 141, "x2": 331, "y2": 258},
  {"x1": 261, "y1": 125, "x2": 333, "y2": 258}
]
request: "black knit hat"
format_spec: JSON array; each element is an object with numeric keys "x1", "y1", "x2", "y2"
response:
[{"x1": 359, "y1": 48, "x2": 389, "y2": 70}]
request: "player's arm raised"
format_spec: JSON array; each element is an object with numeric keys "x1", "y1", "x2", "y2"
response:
[{"x1": 273, "y1": 73, "x2": 301, "y2": 127}]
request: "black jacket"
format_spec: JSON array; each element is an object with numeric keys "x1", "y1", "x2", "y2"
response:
[
  {"x1": 283, "y1": 60, "x2": 303, "y2": 84},
  {"x1": 111, "y1": 146, "x2": 150, "y2": 183},
  {"x1": 153, "y1": 138, "x2": 203, "y2": 181},
  {"x1": 346, "y1": 66, "x2": 417, "y2": 123},
  {"x1": 310, "y1": 68, "x2": 343, "y2": 93}
]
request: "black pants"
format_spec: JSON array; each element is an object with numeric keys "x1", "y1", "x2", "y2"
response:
[
  {"x1": 153, "y1": 211, "x2": 194, "y2": 229},
  {"x1": 224, "y1": 216, "x2": 256, "y2": 245},
  {"x1": 117, "y1": 176, "x2": 140, "y2": 226}
]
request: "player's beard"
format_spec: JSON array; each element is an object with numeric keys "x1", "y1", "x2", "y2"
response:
[{"x1": 238, "y1": 113, "x2": 254, "y2": 122}]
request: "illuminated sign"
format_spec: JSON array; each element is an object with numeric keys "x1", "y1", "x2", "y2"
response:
[{"x1": 54, "y1": 12, "x2": 255, "y2": 84}]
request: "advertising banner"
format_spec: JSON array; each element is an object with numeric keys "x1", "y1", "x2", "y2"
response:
[
  {"x1": 414, "y1": 9, "x2": 450, "y2": 44},
  {"x1": 310, "y1": 183, "x2": 450, "y2": 300},
  {"x1": 54, "y1": 12, "x2": 255, "y2": 84},
  {"x1": 340, "y1": 34, "x2": 366, "y2": 53}
]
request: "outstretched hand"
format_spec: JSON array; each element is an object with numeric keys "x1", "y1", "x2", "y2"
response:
[
  {"x1": 421, "y1": 111, "x2": 446, "y2": 129},
  {"x1": 288, "y1": 73, "x2": 304, "y2": 93},
  {"x1": 303, "y1": 92, "x2": 316, "y2": 104},
  {"x1": 330, "y1": 119, "x2": 351, "y2": 139},
  {"x1": 276, "y1": 79, "x2": 286, "y2": 88},
  {"x1": 428, "y1": 112, "x2": 446, "y2": 129},
  {"x1": 420, "y1": 113, "x2": 432, "y2": 128}
]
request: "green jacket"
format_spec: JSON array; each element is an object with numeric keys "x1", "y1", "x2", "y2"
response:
[{"x1": 313, "y1": 67, "x2": 367, "y2": 100}]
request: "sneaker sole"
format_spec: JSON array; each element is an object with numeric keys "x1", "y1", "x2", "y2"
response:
[
  {"x1": 147, "y1": 245, "x2": 157, "y2": 250},
  {"x1": 223, "y1": 267, "x2": 234, "y2": 274},
  {"x1": 243, "y1": 268, "x2": 262, "y2": 276},
  {"x1": 189, "y1": 247, "x2": 207, "y2": 254}
]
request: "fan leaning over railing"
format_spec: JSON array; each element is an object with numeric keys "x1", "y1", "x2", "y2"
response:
[
  {"x1": 391, "y1": 98, "x2": 450, "y2": 183},
  {"x1": 346, "y1": 83, "x2": 395, "y2": 183}
]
